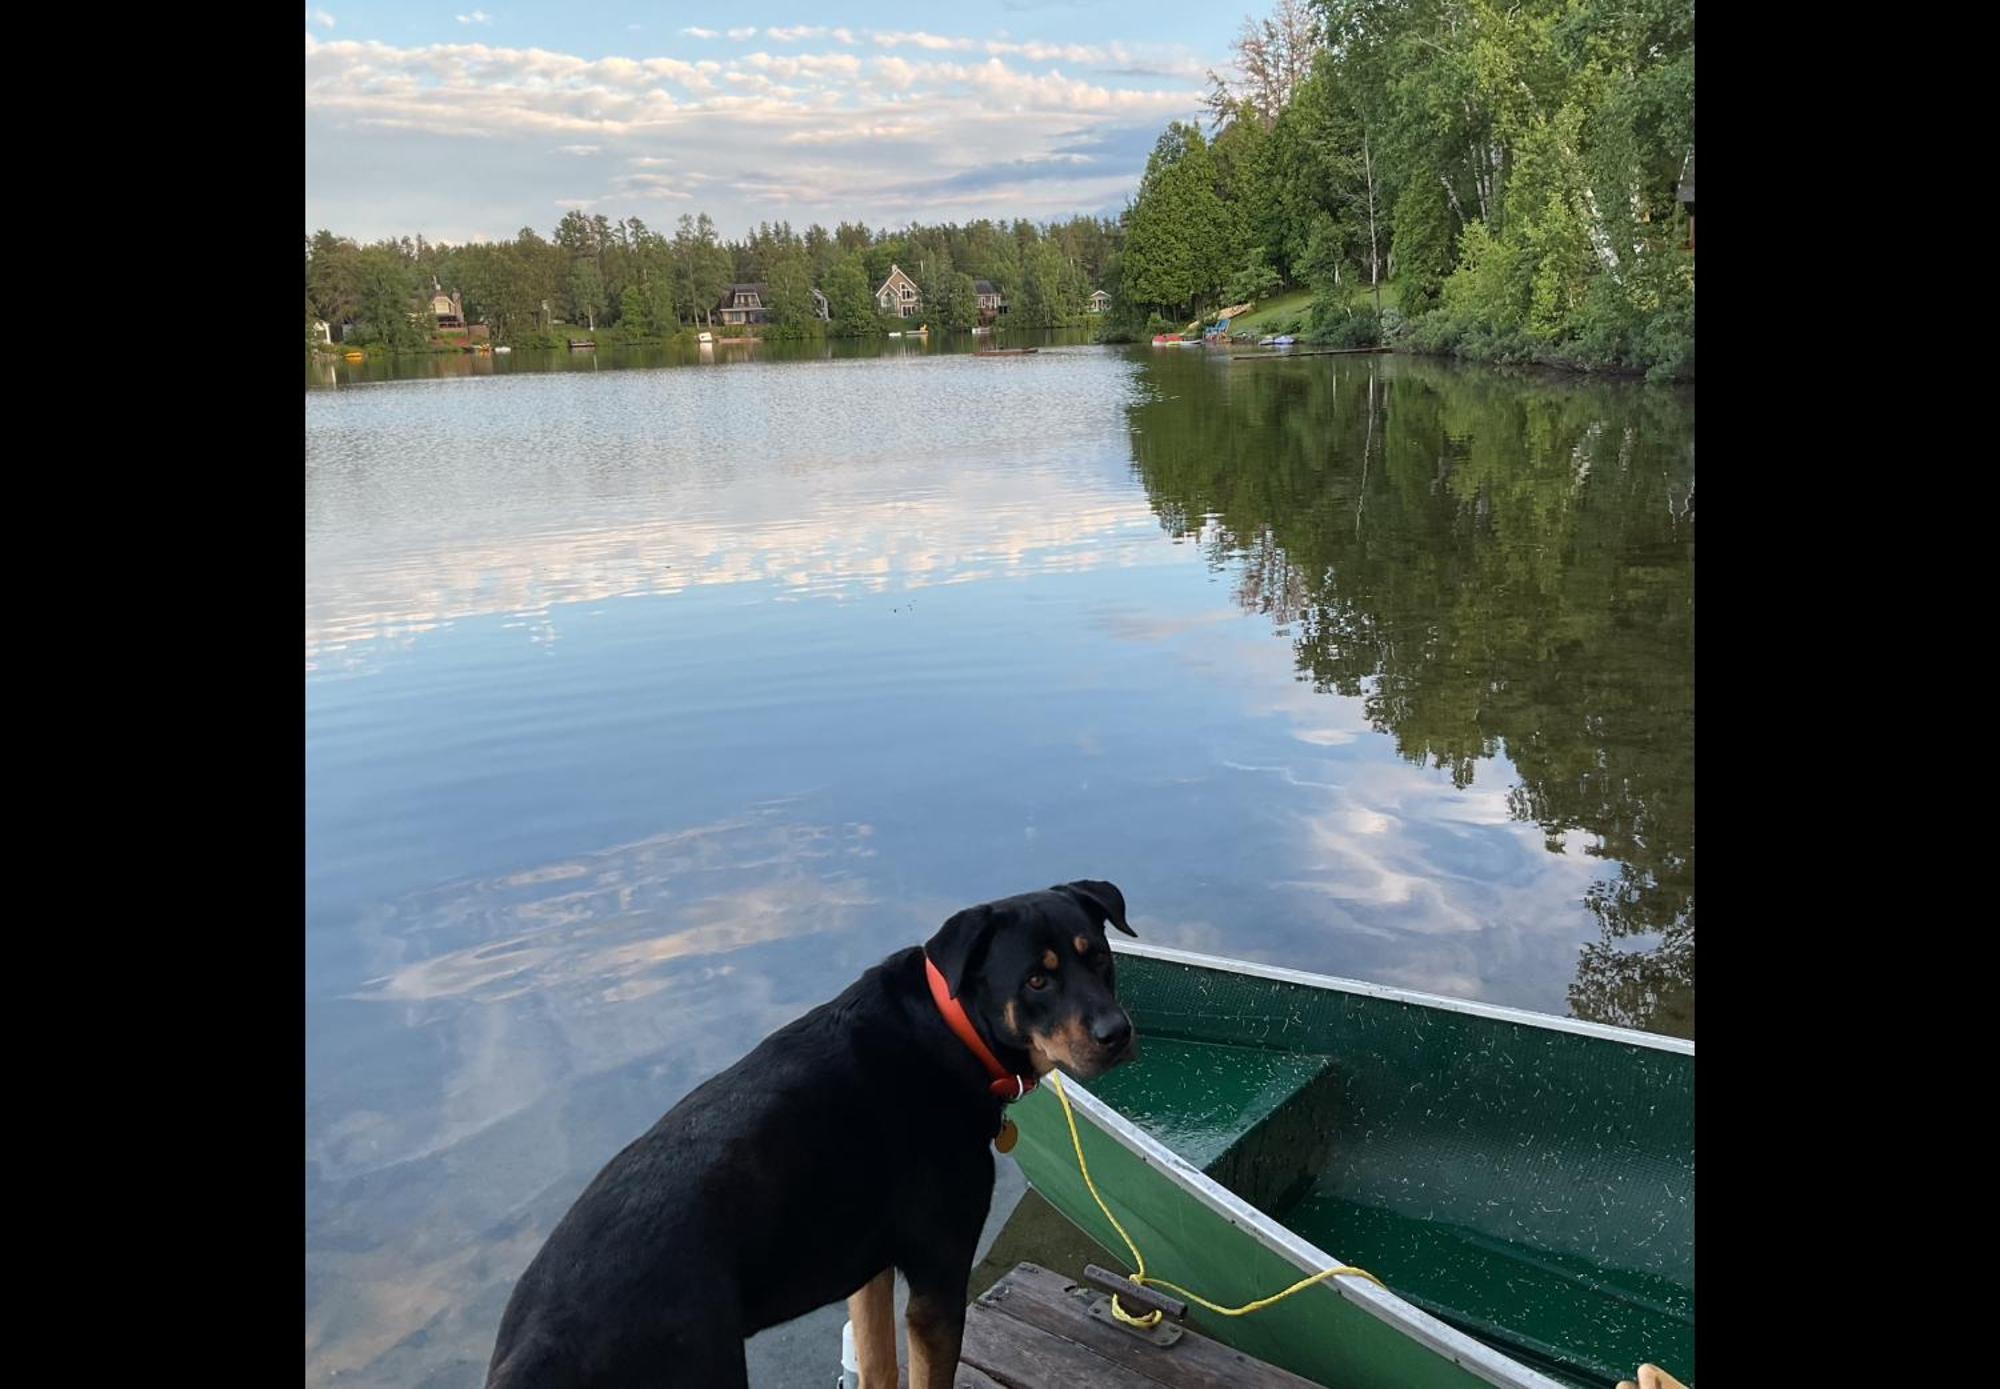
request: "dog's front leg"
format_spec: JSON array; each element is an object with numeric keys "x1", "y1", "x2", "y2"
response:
[
  {"x1": 904, "y1": 1282, "x2": 967, "y2": 1389},
  {"x1": 848, "y1": 1267, "x2": 898, "y2": 1389}
]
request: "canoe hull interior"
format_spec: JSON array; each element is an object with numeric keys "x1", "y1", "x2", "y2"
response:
[{"x1": 1008, "y1": 948, "x2": 1694, "y2": 1389}]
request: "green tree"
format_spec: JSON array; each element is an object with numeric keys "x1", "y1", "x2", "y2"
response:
[
  {"x1": 823, "y1": 253, "x2": 881, "y2": 337},
  {"x1": 307, "y1": 230, "x2": 362, "y2": 329},
  {"x1": 619, "y1": 283, "x2": 649, "y2": 336},
  {"x1": 763, "y1": 247, "x2": 821, "y2": 337},
  {"x1": 1223, "y1": 249, "x2": 1282, "y2": 306},
  {"x1": 1390, "y1": 176, "x2": 1456, "y2": 313},
  {"x1": 932, "y1": 271, "x2": 978, "y2": 332},
  {"x1": 1019, "y1": 240, "x2": 1084, "y2": 327},
  {"x1": 692, "y1": 216, "x2": 731, "y2": 327},
  {"x1": 1121, "y1": 123, "x2": 1232, "y2": 320},
  {"x1": 568, "y1": 260, "x2": 605, "y2": 331},
  {"x1": 352, "y1": 246, "x2": 426, "y2": 353}
]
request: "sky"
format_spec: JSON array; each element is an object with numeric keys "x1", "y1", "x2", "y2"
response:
[{"x1": 304, "y1": 2, "x2": 1246, "y2": 244}]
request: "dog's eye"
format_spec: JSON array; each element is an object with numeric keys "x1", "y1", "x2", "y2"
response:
[{"x1": 1026, "y1": 972, "x2": 1049, "y2": 991}]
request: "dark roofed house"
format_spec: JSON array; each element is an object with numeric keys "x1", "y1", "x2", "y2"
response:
[
  {"x1": 718, "y1": 283, "x2": 770, "y2": 326},
  {"x1": 716, "y1": 282, "x2": 831, "y2": 326},
  {"x1": 973, "y1": 280, "x2": 1008, "y2": 321}
]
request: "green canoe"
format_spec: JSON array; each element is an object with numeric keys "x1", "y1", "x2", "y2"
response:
[{"x1": 1005, "y1": 944, "x2": 1694, "y2": 1389}]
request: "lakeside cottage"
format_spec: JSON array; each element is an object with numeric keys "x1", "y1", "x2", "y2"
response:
[
  {"x1": 718, "y1": 283, "x2": 769, "y2": 326},
  {"x1": 875, "y1": 264, "x2": 922, "y2": 317},
  {"x1": 1088, "y1": 289, "x2": 1110, "y2": 313},
  {"x1": 973, "y1": 279, "x2": 1008, "y2": 320},
  {"x1": 716, "y1": 283, "x2": 831, "y2": 325},
  {"x1": 424, "y1": 279, "x2": 465, "y2": 329},
  {"x1": 409, "y1": 278, "x2": 488, "y2": 340}
]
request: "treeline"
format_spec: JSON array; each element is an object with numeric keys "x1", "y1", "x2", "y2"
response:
[
  {"x1": 1105, "y1": 0, "x2": 1694, "y2": 378},
  {"x1": 306, "y1": 212, "x2": 1122, "y2": 351}
]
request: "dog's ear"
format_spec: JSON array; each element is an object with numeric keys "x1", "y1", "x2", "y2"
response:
[
  {"x1": 1055, "y1": 880, "x2": 1134, "y2": 936},
  {"x1": 926, "y1": 903, "x2": 1001, "y2": 998}
]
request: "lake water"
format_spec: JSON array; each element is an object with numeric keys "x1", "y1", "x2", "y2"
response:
[{"x1": 304, "y1": 336, "x2": 1693, "y2": 1387}]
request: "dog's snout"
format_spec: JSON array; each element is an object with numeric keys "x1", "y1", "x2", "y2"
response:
[{"x1": 1092, "y1": 1011, "x2": 1133, "y2": 1050}]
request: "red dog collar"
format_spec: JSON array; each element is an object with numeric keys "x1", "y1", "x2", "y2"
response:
[{"x1": 924, "y1": 955, "x2": 1038, "y2": 1102}]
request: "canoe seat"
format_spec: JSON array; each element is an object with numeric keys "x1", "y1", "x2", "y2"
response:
[{"x1": 1087, "y1": 1037, "x2": 1340, "y2": 1214}]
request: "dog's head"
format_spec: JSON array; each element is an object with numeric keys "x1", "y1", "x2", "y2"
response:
[{"x1": 926, "y1": 880, "x2": 1138, "y2": 1081}]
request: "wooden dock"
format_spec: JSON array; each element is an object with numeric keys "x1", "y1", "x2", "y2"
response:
[
  {"x1": 903, "y1": 1263, "x2": 1323, "y2": 1389},
  {"x1": 1226, "y1": 346, "x2": 1393, "y2": 362}
]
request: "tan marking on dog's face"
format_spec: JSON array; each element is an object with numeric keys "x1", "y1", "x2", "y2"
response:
[
  {"x1": 1002, "y1": 1000, "x2": 1023, "y2": 1041},
  {"x1": 1041, "y1": 948, "x2": 1060, "y2": 972},
  {"x1": 1025, "y1": 1016, "x2": 1097, "y2": 1076},
  {"x1": 1074, "y1": 934, "x2": 1092, "y2": 957}
]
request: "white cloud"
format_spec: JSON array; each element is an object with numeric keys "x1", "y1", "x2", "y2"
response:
[
  {"x1": 871, "y1": 30, "x2": 976, "y2": 52},
  {"x1": 742, "y1": 51, "x2": 863, "y2": 80},
  {"x1": 782, "y1": 121, "x2": 924, "y2": 145},
  {"x1": 871, "y1": 56, "x2": 919, "y2": 91},
  {"x1": 312, "y1": 8, "x2": 335, "y2": 29},
  {"x1": 830, "y1": 27, "x2": 856, "y2": 45},
  {"x1": 988, "y1": 39, "x2": 1103, "y2": 63},
  {"x1": 556, "y1": 143, "x2": 601, "y2": 155},
  {"x1": 681, "y1": 26, "x2": 717, "y2": 38},
  {"x1": 765, "y1": 25, "x2": 826, "y2": 42},
  {"x1": 726, "y1": 26, "x2": 757, "y2": 40},
  {"x1": 455, "y1": 9, "x2": 491, "y2": 24}
]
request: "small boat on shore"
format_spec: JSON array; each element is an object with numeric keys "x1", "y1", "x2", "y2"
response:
[
  {"x1": 342, "y1": 350, "x2": 365, "y2": 362},
  {"x1": 1007, "y1": 943, "x2": 1693, "y2": 1389},
  {"x1": 567, "y1": 339, "x2": 596, "y2": 351},
  {"x1": 493, "y1": 345, "x2": 512, "y2": 354},
  {"x1": 1151, "y1": 334, "x2": 1184, "y2": 346}
]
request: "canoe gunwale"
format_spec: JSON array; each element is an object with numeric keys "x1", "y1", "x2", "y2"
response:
[
  {"x1": 1111, "y1": 942, "x2": 1694, "y2": 1056},
  {"x1": 1050, "y1": 1074, "x2": 1574, "y2": 1389}
]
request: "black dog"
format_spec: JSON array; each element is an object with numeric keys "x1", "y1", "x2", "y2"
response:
[{"x1": 486, "y1": 880, "x2": 1138, "y2": 1389}]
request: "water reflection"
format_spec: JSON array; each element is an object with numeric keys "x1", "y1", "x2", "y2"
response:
[
  {"x1": 306, "y1": 804, "x2": 901, "y2": 1384},
  {"x1": 1126, "y1": 353, "x2": 1693, "y2": 1036},
  {"x1": 305, "y1": 327, "x2": 1100, "y2": 390}
]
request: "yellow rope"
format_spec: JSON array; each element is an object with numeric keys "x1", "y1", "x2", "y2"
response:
[{"x1": 1048, "y1": 1071, "x2": 1385, "y2": 1331}]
